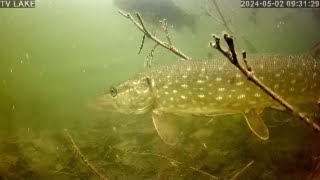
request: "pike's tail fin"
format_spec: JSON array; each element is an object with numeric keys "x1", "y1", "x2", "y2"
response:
[{"x1": 309, "y1": 42, "x2": 320, "y2": 59}]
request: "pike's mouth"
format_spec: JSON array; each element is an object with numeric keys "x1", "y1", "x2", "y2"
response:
[
  {"x1": 88, "y1": 95, "x2": 153, "y2": 114},
  {"x1": 88, "y1": 95, "x2": 115, "y2": 112}
]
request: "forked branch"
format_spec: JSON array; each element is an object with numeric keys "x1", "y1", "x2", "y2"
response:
[
  {"x1": 209, "y1": 33, "x2": 320, "y2": 133},
  {"x1": 118, "y1": 10, "x2": 191, "y2": 60}
]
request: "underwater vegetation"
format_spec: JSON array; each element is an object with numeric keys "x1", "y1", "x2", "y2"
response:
[
  {"x1": 1, "y1": 111, "x2": 320, "y2": 180},
  {"x1": 1, "y1": 0, "x2": 320, "y2": 180}
]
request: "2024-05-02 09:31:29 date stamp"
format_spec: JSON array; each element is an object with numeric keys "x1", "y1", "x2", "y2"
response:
[{"x1": 241, "y1": 0, "x2": 320, "y2": 8}]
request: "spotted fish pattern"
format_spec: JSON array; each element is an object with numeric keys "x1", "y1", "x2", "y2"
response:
[
  {"x1": 94, "y1": 53, "x2": 320, "y2": 144},
  {"x1": 149, "y1": 55, "x2": 320, "y2": 114}
]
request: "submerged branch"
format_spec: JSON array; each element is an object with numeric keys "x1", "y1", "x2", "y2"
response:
[
  {"x1": 211, "y1": 0, "x2": 233, "y2": 34},
  {"x1": 203, "y1": 0, "x2": 258, "y2": 53},
  {"x1": 111, "y1": 146, "x2": 220, "y2": 180},
  {"x1": 241, "y1": 51, "x2": 252, "y2": 72},
  {"x1": 144, "y1": 43, "x2": 159, "y2": 68},
  {"x1": 209, "y1": 33, "x2": 320, "y2": 133},
  {"x1": 160, "y1": 19, "x2": 172, "y2": 45},
  {"x1": 230, "y1": 160, "x2": 254, "y2": 180},
  {"x1": 201, "y1": 7, "x2": 224, "y2": 25},
  {"x1": 138, "y1": 34, "x2": 146, "y2": 54},
  {"x1": 308, "y1": 156, "x2": 320, "y2": 180},
  {"x1": 118, "y1": 10, "x2": 191, "y2": 60},
  {"x1": 50, "y1": 170, "x2": 78, "y2": 178},
  {"x1": 138, "y1": 152, "x2": 219, "y2": 180},
  {"x1": 64, "y1": 129, "x2": 108, "y2": 180}
]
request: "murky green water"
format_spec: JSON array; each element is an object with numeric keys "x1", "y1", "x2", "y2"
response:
[{"x1": 0, "y1": 0, "x2": 320, "y2": 179}]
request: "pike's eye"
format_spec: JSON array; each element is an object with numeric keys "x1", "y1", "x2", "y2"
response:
[{"x1": 109, "y1": 86, "x2": 117, "y2": 98}]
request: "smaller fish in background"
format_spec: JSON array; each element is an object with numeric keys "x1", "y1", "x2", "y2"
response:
[{"x1": 113, "y1": 0, "x2": 197, "y2": 33}]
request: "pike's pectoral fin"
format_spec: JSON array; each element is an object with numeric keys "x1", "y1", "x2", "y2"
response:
[
  {"x1": 152, "y1": 110, "x2": 179, "y2": 145},
  {"x1": 244, "y1": 109, "x2": 269, "y2": 140}
]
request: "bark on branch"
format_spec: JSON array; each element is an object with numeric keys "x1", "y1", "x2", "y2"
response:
[{"x1": 209, "y1": 33, "x2": 320, "y2": 133}]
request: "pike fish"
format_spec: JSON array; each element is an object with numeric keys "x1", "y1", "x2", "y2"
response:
[{"x1": 93, "y1": 45, "x2": 320, "y2": 145}]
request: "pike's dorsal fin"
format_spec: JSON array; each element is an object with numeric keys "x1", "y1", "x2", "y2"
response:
[
  {"x1": 152, "y1": 110, "x2": 179, "y2": 145},
  {"x1": 244, "y1": 109, "x2": 269, "y2": 140}
]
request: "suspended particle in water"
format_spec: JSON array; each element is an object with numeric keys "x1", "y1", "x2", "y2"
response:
[{"x1": 202, "y1": 143, "x2": 207, "y2": 149}]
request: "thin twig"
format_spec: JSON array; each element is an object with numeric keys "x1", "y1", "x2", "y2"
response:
[
  {"x1": 201, "y1": 7, "x2": 224, "y2": 25},
  {"x1": 241, "y1": 51, "x2": 252, "y2": 72},
  {"x1": 211, "y1": 0, "x2": 233, "y2": 34},
  {"x1": 64, "y1": 129, "x2": 108, "y2": 180},
  {"x1": 50, "y1": 170, "x2": 78, "y2": 177},
  {"x1": 145, "y1": 44, "x2": 159, "y2": 68},
  {"x1": 203, "y1": 0, "x2": 258, "y2": 52},
  {"x1": 160, "y1": 19, "x2": 172, "y2": 45},
  {"x1": 118, "y1": 10, "x2": 191, "y2": 60},
  {"x1": 308, "y1": 156, "x2": 320, "y2": 180},
  {"x1": 111, "y1": 146, "x2": 219, "y2": 180},
  {"x1": 209, "y1": 33, "x2": 320, "y2": 133},
  {"x1": 138, "y1": 152, "x2": 219, "y2": 180},
  {"x1": 230, "y1": 160, "x2": 254, "y2": 180},
  {"x1": 138, "y1": 34, "x2": 146, "y2": 54},
  {"x1": 268, "y1": 118, "x2": 292, "y2": 128}
]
